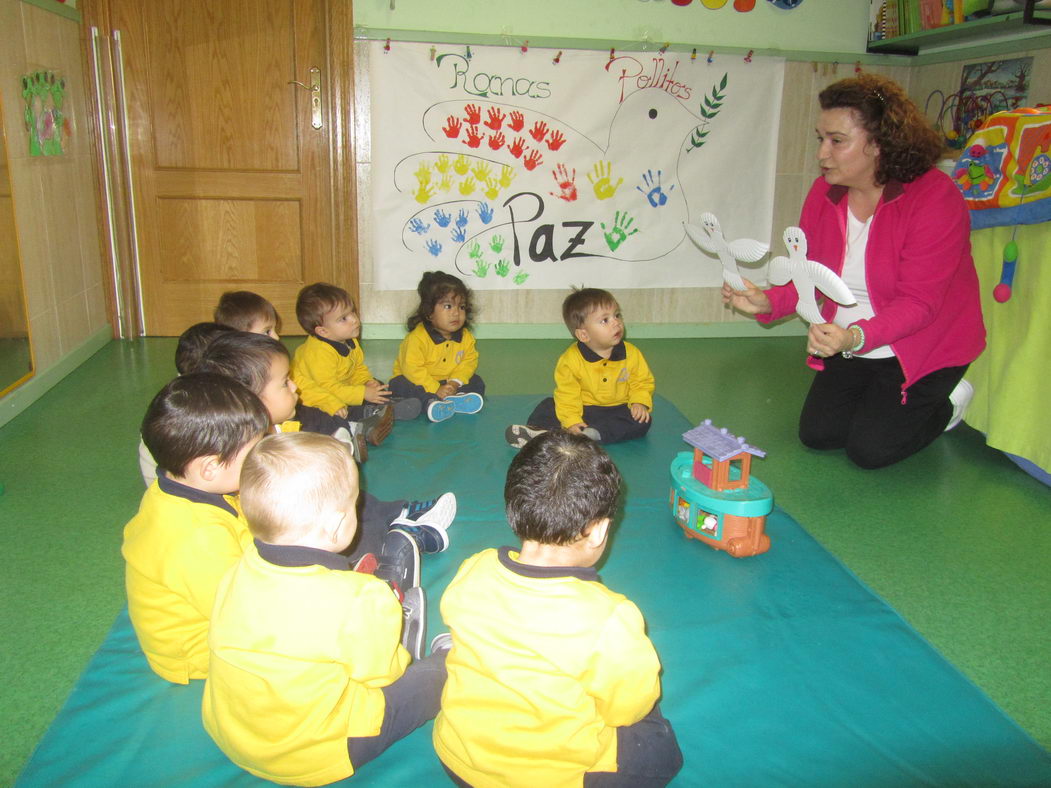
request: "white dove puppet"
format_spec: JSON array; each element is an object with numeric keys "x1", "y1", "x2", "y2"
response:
[
  {"x1": 767, "y1": 226, "x2": 856, "y2": 325},
  {"x1": 684, "y1": 213, "x2": 769, "y2": 291}
]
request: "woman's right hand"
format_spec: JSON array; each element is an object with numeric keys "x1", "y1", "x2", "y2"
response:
[{"x1": 721, "y1": 278, "x2": 772, "y2": 315}]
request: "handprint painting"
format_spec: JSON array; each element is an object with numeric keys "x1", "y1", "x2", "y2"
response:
[{"x1": 371, "y1": 43, "x2": 785, "y2": 290}]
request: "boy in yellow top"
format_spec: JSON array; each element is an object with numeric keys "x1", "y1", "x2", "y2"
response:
[
  {"x1": 292, "y1": 282, "x2": 418, "y2": 447},
  {"x1": 506, "y1": 288, "x2": 655, "y2": 447},
  {"x1": 435, "y1": 430, "x2": 682, "y2": 787},
  {"x1": 122, "y1": 373, "x2": 270, "y2": 683},
  {"x1": 203, "y1": 432, "x2": 451, "y2": 786},
  {"x1": 214, "y1": 289, "x2": 281, "y2": 338}
]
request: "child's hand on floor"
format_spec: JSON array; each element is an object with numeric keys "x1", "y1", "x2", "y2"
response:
[
  {"x1": 630, "y1": 403, "x2": 651, "y2": 423},
  {"x1": 365, "y1": 379, "x2": 391, "y2": 404}
]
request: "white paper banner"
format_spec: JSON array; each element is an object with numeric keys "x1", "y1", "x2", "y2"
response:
[{"x1": 370, "y1": 42, "x2": 785, "y2": 291}]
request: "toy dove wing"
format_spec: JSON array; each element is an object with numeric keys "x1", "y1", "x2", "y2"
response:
[
  {"x1": 768, "y1": 227, "x2": 856, "y2": 325},
  {"x1": 684, "y1": 212, "x2": 770, "y2": 291}
]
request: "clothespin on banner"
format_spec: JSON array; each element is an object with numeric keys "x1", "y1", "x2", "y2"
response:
[
  {"x1": 553, "y1": 51, "x2": 562, "y2": 65},
  {"x1": 744, "y1": 49, "x2": 753, "y2": 63},
  {"x1": 383, "y1": 38, "x2": 391, "y2": 53}
]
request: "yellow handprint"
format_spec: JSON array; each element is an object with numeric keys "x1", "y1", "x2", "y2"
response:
[
  {"x1": 458, "y1": 177, "x2": 477, "y2": 196},
  {"x1": 483, "y1": 177, "x2": 501, "y2": 200},
  {"x1": 434, "y1": 154, "x2": 451, "y2": 174},
  {"x1": 415, "y1": 162, "x2": 432, "y2": 186},
  {"x1": 453, "y1": 154, "x2": 471, "y2": 175},
  {"x1": 414, "y1": 182, "x2": 436, "y2": 204},
  {"x1": 499, "y1": 164, "x2": 516, "y2": 189},
  {"x1": 471, "y1": 162, "x2": 492, "y2": 182},
  {"x1": 587, "y1": 160, "x2": 623, "y2": 201},
  {"x1": 438, "y1": 174, "x2": 453, "y2": 192}
]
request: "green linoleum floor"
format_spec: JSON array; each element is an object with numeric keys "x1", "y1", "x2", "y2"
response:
[{"x1": 2, "y1": 337, "x2": 1048, "y2": 785}]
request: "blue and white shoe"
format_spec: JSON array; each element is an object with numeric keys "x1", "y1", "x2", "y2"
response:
[
  {"x1": 447, "y1": 392, "x2": 484, "y2": 414},
  {"x1": 427, "y1": 399, "x2": 456, "y2": 423},
  {"x1": 400, "y1": 492, "x2": 457, "y2": 529},
  {"x1": 390, "y1": 492, "x2": 455, "y2": 554},
  {"x1": 376, "y1": 528, "x2": 421, "y2": 591}
]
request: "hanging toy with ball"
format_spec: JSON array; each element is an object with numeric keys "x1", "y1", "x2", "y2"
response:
[{"x1": 994, "y1": 240, "x2": 1018, "y2": 303}]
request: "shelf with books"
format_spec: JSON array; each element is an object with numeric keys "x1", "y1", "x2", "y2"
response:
[{"x1": 868, "y1": 2, "x2": 1051, "y2": 56}]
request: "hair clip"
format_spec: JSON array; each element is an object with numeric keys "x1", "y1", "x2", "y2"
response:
[
  {"x1": 383, "y1": 37, "x2": 391, "y2": 54},
  {"x1": 744, "y1": 49, "x2": 753, "y2": 63},
  {"x1": 553, "y1": 51, "x2": 562, "y2": 65}
]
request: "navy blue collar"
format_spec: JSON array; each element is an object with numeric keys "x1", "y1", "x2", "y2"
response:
[
  {"x1": 425, "y1": 323, "x2": 463, "y2": 344},
  {"x1": 576, "y1": 340, "x2": 626, "y2": 363},
  {"x1": 254, "y1": 538, "x2": 352, "y2": 571},
  {"x1": 498, "y1": 546, "x2": 598, "y2": 581},
  {"x1": 157, "y1": 471, "x2": 239, "y2": 518},
  {"x1": 315, "y1": 334, "x2": 355, "y2": 355}
]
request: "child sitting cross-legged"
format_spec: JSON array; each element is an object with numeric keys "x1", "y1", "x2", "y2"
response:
[
  {"x1": 203, "y1": 432, "x2": 452, "y2": 786},
  {"x1": 196, "y1": 329, "x2": 455, "y2": 581},
  {"x1": 123, "y1": 373, "x2": 270, "y2": 683},
  {"x1": 506, "y1": 287, "x2": 654, "y2": 447},
  {"x1": 292, "y1": 282, "x2": 419, "y2": 452},
  {"x1": 435, "y1": 429, "x2": 682, "y2": 787}
]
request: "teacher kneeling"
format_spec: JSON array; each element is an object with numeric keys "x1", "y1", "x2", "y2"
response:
[{"x1": 724, "y1": 73, "x2": 985, "y2": 469}]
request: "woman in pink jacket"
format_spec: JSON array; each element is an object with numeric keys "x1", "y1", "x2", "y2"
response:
[{"x1": 725, "y1": 74, "x2": 985, "y2": 469}]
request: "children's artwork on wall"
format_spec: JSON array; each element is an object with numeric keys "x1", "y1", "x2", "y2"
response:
[
  {"x1": 369, "y1": 41, "x2": 784, "y2": 290},
  {"x1": 22, "y1": 70, "x2": 70, "y2": 157},
  {"x1": 957, "y1": 58, "x2": 1033, "y2": 138}
]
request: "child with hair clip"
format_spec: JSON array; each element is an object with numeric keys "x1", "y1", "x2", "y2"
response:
[{"x1": 389, "y1": 271, "x2": 486, "y2": 423}]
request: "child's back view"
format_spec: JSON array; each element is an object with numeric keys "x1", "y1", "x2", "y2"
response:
[{"x1": 435, "y1": 430, "x2": 682, "y2": 787}]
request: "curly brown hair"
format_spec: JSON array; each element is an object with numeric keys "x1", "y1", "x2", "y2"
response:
[{"x1": 819, "y1": 73, "x2": 943, "y2": 185}]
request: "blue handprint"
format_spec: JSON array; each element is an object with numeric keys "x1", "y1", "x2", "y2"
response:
[
  {"x1": 477, "y1": 202, "x2": 494, "y2": 224},
  {"x1": 455, "y1": 208, "x2": 469, "y2": 229},
  {"x1": 425, "y1": 239, "x2": 443, "y2": 257},
  {"x1": 451, "y1": 226, "x2": 467, "y2": 243},
  {"x1": 636, "y1": 169, "x2": 675, "y2": 208},
  {"x1": 433, "y1": 209, "x2": 452, "y2": 228},
  {"x1": 408, "y1": 217, "x2": 430, "y2": 235}
]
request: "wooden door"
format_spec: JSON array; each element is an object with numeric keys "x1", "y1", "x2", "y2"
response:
[{"x1": 93, "y1": 0, "x2": 356, "y2": 335}]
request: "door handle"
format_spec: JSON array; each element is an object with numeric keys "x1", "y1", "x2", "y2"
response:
[{"x1": 288, "y1": 67, "x2": 322, "y2": 129}]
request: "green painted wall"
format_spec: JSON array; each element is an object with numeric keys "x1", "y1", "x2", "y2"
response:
[{"x1": 355, "y1": 0, "x2": 870, "y2": 57}]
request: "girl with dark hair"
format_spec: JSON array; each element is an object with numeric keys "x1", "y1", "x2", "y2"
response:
[
  {"x1": 389, "y1": 271, "x2": 486, "y2": 422},
  {"x1": 724, "y1": 73, "x2": 985, "y2": 469}
]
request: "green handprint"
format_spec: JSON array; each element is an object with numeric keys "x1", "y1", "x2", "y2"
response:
[
  {"x1": 468, "y1": 242, "x2": 483, "y2": 259},
  {"x1": 601, "y1": 211, "x2": 639, "y2": 252},
  {"x1": 494, "y1": 259, "x2": 511, "y2": 277},
  {"x1": 587, "y1": 160, "x2": 623, "y2": 201},
  {"x1": 489, "y1": 235, "x2": 505, "y2": 253},
  {"x1": 513, "y1": 271, "x2": 530, "y2": 285},
  {"x1": 473, "y1": 259, "x2": 491, "y2": 277}
]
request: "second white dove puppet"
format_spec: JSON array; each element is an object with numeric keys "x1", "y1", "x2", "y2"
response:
[
  {"x1": 767, "y1": 226, "x2": 856, "y2": 325},
  {"x1": 684, "y1": 212, "x2": 769, "y2": 291}
]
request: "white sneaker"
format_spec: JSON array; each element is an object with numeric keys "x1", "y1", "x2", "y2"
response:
[{"x1": 945, "y1": 379, "x2": 974, "y2": 432}]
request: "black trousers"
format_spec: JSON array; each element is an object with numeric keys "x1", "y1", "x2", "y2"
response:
[
  {"x1": 799, "y1": 354, "x2": 968, "y2": 469},
  {"x1": 526, "y1": 397, "x2": 651, "y2": 445},
  {"x1": 388, "y1": 374, "x2": 486, "y2": 406}
]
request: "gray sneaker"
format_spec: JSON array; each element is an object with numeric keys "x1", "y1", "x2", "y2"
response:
[
  {"x1": 505, "y1": 424, "x2": 547, "y2": 448},
  {"x1": 401, "y1": 586, "x2": 427, "y2": 661},
  {"x1": 429, "y1": 632, "x2": 452, "y2": 655},
  {"x1": 391, "y1": 397, "x2": 422, "y2": 421},
  {"x1": 360, "y1": 403, "x2": 394, "y2": 446},
  {"x1": 581, "y1": 427, "x2": 602, "y2": 442}
]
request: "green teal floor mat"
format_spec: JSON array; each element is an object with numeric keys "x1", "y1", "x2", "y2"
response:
[{"x1": 17, "y1": 396, "x2": 1051, "y2": 786}]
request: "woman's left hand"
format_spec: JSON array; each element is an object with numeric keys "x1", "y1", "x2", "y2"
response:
[{"x1": 807, "y1": 322, "x2": 853, "y2": 358}]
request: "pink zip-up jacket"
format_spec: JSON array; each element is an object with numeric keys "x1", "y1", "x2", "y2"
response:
[{"x1": 759, "y1": 169, "x2": 986, "y2": 396}]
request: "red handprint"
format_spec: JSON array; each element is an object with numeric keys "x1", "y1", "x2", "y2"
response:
[
  {"x1": 463, "y1": 125, "x2": 483, "y2": 149},
  {"x1": 546, "y1": 129, "x2": 566, "y2": 151},
  {"x1": 549, "y1": 164, "x2": 578, "y2": 202},
  {"x1": 529, "y1": 120, "x2": 549, "y2": 142},
  {"x1": 508, "y1": 110, "x2": 525, "y2": 132},
  {"x1": 488, "y1": 132, "x2": 505, "y2": 151},
  {"x1": 464, "y1": 104, "x2": 482, "y2": 125},
  {"x1": 484, "y1": 107, "x2": 505, "y2": 130},
  {"x1": 523, "y1": 148, "x2": 543, "y2": 171},
  {"x1": 443, "y1": 116, "x2": 462, "y2": 139},
  {"x1": 508, "y1": 137, "x2": 526, "y2": 158}
]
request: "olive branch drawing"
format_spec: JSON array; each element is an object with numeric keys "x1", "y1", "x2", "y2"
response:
[{"x1": 687, "y1": 73, "x2": 728, "y2": 153}]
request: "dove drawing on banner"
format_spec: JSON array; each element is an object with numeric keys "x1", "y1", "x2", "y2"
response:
[{"x1": 683, "y1": 212, "x2": 768, "y2": 291}]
